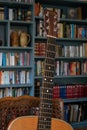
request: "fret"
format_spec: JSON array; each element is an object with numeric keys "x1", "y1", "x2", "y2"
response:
[
  {"x1": 44, "y1": 71, "x2": 54, "y2": 77},
  {"x1": 41, "y1": 94, "x2": 52, "y2": 100},
  {"x1": 46, "y1": 49, "x2": 55, "y2": 53},
  {"x1": 42, "y1": 87, "x2": 52, "y2": 93},
  {"x1": 45, "y1": 58, "x2": 55, "y2": 64},
  {"x1": 39, "y1": 112, "x2": 52, "y2": 117},
  {"x1": 38, "y1": 119, "x2": 52, "y2": 124},
  {"x1": 46, "y1": 52, "x2": 55, "y2": 58},
  {"x1": 39, "y1": 107, "x2": 52, "y2": 112},
  {"x1": 39, "y1": 109, "x2": 52, "y2": 114},
  {"x1": 40, "y1": 102, "x2": 52, "y2": 106},
  {"x1": 43, "y1": 82, "x2": 53, "y2": 87},
  {"x1": 43, "y1": 78, "x2": 53, "y2": 83},
  {"x1": 46, "y1": 41, "x2": 56, "y2": 46},
  {"x1": 41, "y1": 90, "x2": 53, "y2": 94},
  {"x1": 45, "y1": 57, "x2": 55, "y2": 61},
  {"x1": 44, "y1": 67, "x2": 55, "y2": 74},
  {"x1": 45, "y1": 64, "x2": 55, "y2": 68}
]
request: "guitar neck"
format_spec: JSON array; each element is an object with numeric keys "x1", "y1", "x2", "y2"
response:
[
  {"x1": 38, "y1": 37, "x2": 56, "y2": 130},
  {"x1": 37, "y1": 9, "x2": 57, "y2": 130}
]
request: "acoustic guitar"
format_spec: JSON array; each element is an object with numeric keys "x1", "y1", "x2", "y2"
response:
[{"x1": 7, "y1": 9, "x2": 73, "y2": 130}]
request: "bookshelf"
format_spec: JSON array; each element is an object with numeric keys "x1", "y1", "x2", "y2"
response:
[
  {"x1": 34, "y1": 0, "x2": 87, "y2": 128},
  {"x1": 0, "y1": 0, "x2": 34, "y2": 97}
]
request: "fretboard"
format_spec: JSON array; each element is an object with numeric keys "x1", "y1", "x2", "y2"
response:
[
  {"x1": 37, "y1": 37, "x2": 56, "y2": 130},
  {"x1": 37, "y1": 9, "x2": 57, "y2": 130}
]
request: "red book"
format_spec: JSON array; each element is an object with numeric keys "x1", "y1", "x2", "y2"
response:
[
  {"x1": 79, "y1": 85, "x2": 84, "y2": 97},
  {"x1": 53, "y1": 85, "x2": 60, "y2": 98},
  {"x1": 66, "y1": 85, "x2": 73, "y2": 98},
  {"x1": 74, "y1": 85, "x2": 79, "y2": 98}
]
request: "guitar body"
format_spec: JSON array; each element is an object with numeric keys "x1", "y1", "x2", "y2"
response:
[
  {"x1": 7, "y1": 116, "x2": 73, "y2": 130},
  {"x1": 7, "y1": 10, "x2": 73, "y2": 130}
]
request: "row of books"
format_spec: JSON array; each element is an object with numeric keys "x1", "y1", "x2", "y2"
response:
[
  {"x1": 0, "y1": 6, "x2": 32, "y2": 21},
  {"x1": 35, "y1": 60, "x2": 44, "y2": 76},
  {"x1": 35, "y1": 3, "x2": 82, "y2": 20},
  {"x1": 34, "y1": 42, "x2": 46, "y2": 56},
  {"x1": 34, "y1": 41, "x2": 87, "y2": 58},
  {"x1": 35, "y1": 21, "x2": 87, "y2": 39},
  {"x1": 57, "y1": 23, "x2": 87, "y2": 39},
  {"x1": 0, "y1": 71, "x2": 30, "y2": 85},
  {"x1": 0, "y1": 52, "x2": 30, "y2": 66},
  {"x1": 10, "y1": 0, "x2": 33, "y2": 3},
  {"x1": 55, "y1": 61, "x2": 87, "y2": 76},
  {"x1": 53, "y1": 84, "x2": 87, "y2": 99},
  {"x1": 0, "y1": 87, "x2": 29, "y2": 98},
  {"x1": 64, "y1": 102, "x2": 87, "y2": 123},
  {"x1": 56, "y1": 43, "x2": 87, "y2": 58}
]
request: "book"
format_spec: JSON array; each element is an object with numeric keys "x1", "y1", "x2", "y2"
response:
[
  {"x1": 36, "y1": 60, "x2": 42, "y2": 76},
  {"x1": 69, "y1": 62, "x2": 76, "y2": 76},
  {"x1": 4, "y1": 6, "x2": 8, "y2": 20},
  {"x1": 69, "y1": 104, "x2": 74, "y2": 122},
  {"x1": 0, "y1": 89, "x2": 3, "y2": 98},
  {"x1": 76, "y1": 61, "x2": 81, "y2": 75},
  {"x1": 9, "y1": 8, "x2": 13, "y2": 20},
  {"x1": 72, "y1": 104, "x2": 79, "y2": 122},
  {"x1": 77, "y1": 7, "x2": 82, "y2": 20},
  {"x1": 57, "y1": 23, "x2": 63, "y2": 38},
  {"x1": 26, "y1": 71, "x2": 30, "y2": 84},
  {"x1": 10, "y1": 52, "x2": 15, "y2": 66},
  {"x1": 64, "y1": 104, "x2": 70, "y2": 122},
  {"x1": 77, "y1": 104, "x2": 82, "y2": 122},
  {"x1": 0, "y1": 7, "x2": 4, "y2": 20},
  {"x1": 2, "y1": 53, "x2": 6, "y2": 66},
  {"x1": 55, "y1": 61, "x2": 59, "y2": 76},
  {"x1": 0, "y1": 53, "x2": 2, "y2": 66}
]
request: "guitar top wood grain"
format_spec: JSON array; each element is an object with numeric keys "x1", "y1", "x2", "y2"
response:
[{"x1": 7, "y1": 116, "x2": 73, "y2": 130}]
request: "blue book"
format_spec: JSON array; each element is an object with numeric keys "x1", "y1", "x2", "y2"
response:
[
  {"x1": 2, "y1": 53, "x2": 6, "y2": 66},
  {"x1": 64, "y1": 105, "x2": 68, "y2": 121},
  {"x1": 4, "y1": 6, "x2": 8, "y2": 20}
]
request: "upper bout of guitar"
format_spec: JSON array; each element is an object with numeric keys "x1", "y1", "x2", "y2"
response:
[
  {"x1": 7, "y1": 116, "x2": 38, "y2": 130},
  {"x1": 51, "y1": 118, "x2": 73, "y2": 130}
]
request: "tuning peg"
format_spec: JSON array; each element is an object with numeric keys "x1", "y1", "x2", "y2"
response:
[
  {"x1": 54, "y1": 21, "x2": 57, "y2": 26},
  {"x1": 46, "y1": 26, "x2": 50, "y2": 30},
  {"x1": 46, "y1": 19, "x2": 49, "y2": 23},
  {"x1": 45, "y1": 12, "x2": 49, "y2": 17}
]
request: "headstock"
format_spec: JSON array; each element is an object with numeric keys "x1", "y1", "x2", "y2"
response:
[{"x1": 44, "y1": 9, "x2": 58, "y2": 38}]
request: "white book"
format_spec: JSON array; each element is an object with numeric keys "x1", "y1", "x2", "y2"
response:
[
  {"x1": 0, "y1": 53, "x2": 2, "y2": 66},
  {"x1": 80, "y1": 45, "x2": 83, "y2": 57},
  {"x1": 26, "y1": 71, "x2": 30, "y2": 84},
  {"x1": 10, "y1": 53, "x2": 15, "y2": 66},
  {"x1": 9, "y1": 87, "x2": 12, "y2": 96},
  {"x1": 72, "y1": 104, "x2": 79, "y2": 122},
  {"x1": 75, "y1": 46, "x2": 79, "y2": 57},
  {"x1": 4, "y1": 71, "x2": 9, "y2": 84},
  {"x1": 56, "y1": 61, "x2": 59, "y2": 76},
  {"x1": 37, "y1": 60, "x2": 42, "y2": 76},
  {"x1": 9, "y1": 8, "x2": 13, "y2": 20},
  {"x1": 20, "y1": 71, "x2": 26, "y2": 84},
  {"x1": 4, "y1": 88, "x2": 9, "y2": 97},
  {"x1": 69, "y1": 46, "x2": 75, "y2": 57}
]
